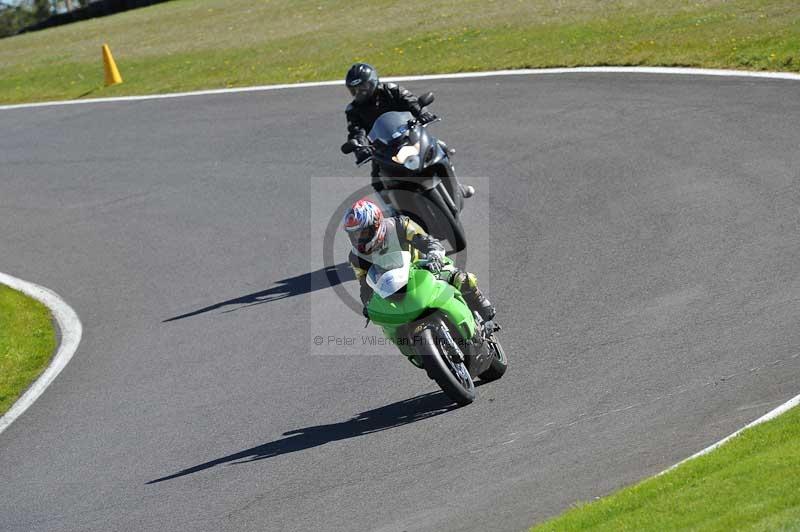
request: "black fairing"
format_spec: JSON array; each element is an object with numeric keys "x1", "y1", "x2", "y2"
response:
[
  {"x1": 366, "y1": 112, "x2": 466, "y2": 252},
  {"x1": 373, "y1": 124, "x2": 439, "y2": 181}
]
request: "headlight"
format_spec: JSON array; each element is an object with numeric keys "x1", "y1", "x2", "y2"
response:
[
  {"x1": 393, "y1": 143, "x2": 421, "y2": 167},
  {"x1": 403, "y1": 155, "x2": 420, "y2": 170}
]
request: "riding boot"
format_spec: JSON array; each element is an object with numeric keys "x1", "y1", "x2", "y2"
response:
[{"x1": 462, "y1": 286, "x2": 496, "y2": 321}]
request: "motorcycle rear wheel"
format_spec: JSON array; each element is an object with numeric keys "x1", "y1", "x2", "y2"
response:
[
  {"x1": 417, "y1": 323, "x2": 475, "y2": 406},
  {"x1": 478, "y1": 337, "x2": 508, "y2": 382}
]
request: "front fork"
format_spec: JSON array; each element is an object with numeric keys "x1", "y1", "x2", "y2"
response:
[{"x1": 437, "y1": 321, "x2": 466, "y2": 363}]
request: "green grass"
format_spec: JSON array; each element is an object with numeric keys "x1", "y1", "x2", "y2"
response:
[
  {"x1": 0, "y1": 285, "x2": 57, "y2": 416},
  {"x1": 532, "y1": 405, "x2": 800, "y2": 531},
  {"x1": 0, "y1": 0, "x2": 798, "y2": 103}
]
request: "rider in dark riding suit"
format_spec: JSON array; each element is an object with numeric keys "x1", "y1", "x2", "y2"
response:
[{"x1": 344, "y1": 63, "x2": 474, "y2": 198}]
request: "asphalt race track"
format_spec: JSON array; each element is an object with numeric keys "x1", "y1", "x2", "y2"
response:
[{"x1": 1, "y1": 73, "x2": 799, "y2": 532}]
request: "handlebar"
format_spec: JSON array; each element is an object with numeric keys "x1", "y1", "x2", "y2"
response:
[
  {"x1": 356, "y1": 155, "x2": 374, "y2": 167},
  {"x1": 346, "y1": 115, "x2": 441, "y2": 166},
  {"x1": 411, "y1": 115, "x2": 440, "y2": 127}
]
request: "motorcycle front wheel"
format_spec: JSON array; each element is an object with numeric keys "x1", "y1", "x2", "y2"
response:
[
  {"x1": 417, "y1": 322, "x2": 475, "y2": 406},
  {"x1": 426, "y1": 187, "x2": 467, "y2": 253}
]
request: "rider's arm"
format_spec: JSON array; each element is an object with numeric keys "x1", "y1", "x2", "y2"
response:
[
  {"x1": 345, "y1": 103, "x2": 369, "y2": 144},
  {"x1": 400, "y1": 216, "x2": 445, "y2": 258},
  {"x1": 384, "y1": 83, "x2": 422, "y2": 117},
  {"x1": 348, "y1": 251, "x2": 374, "y2": 305}
]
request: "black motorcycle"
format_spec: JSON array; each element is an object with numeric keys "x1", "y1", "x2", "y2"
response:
[{"x1": 341, "y1": 93, "x2": 468, "y2": 253}]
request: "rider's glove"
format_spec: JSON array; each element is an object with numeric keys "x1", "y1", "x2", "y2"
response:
[
  {"x1": 428, "y1": 248, "x2": 445, "y2": 262},
  {"x1": 425, "y1": 246, "x2": 444, "y2": 273},
  {"x1": 355, "y1": 147, "x2": 372, "y2": 164},
  {"x1": 426, "y1": 247, "x2": 445, "y2": 273},
  {"x1": 418, "y1": 111, "x2": 436, "y2": 124},
  {"x1": 426, "y1": 255, "x2": 444, "y2": 275},
  {"x1": 426, "y1": 258, "x2": 443, "y2": 274}
]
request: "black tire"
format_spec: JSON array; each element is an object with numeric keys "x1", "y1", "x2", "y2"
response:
[
  {"x1": 448, "y1": 216, "x2": 467, "y2": 253},
  {"x1": 417, "y1": 324, "x2": 475, "y2": 406},
  {"x1": 426, "y1": 188, "x2": 467, "y2": 253},
  {"x1": 437, "y1": 164, "x2": 463, "y2": 215},
  {"x1": 479, "y1": 337, "x2": 508, "y2": 382}
]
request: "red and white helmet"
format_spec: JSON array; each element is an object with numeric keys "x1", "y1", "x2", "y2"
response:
[{"x1": 342, "y1": 198, "x2": 387, "y2": 254}]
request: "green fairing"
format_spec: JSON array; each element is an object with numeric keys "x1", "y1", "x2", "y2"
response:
[{"x1": 367, "y1": 266, "x2": 476, "y2": 343}]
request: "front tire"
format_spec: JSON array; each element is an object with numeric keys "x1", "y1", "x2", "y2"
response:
[
  {"x1": 417, "y1": 324, "x2": 475, "y2": 406},
  {"x1": 426, "y1": 188, "x2": 467, "y2": 253}
]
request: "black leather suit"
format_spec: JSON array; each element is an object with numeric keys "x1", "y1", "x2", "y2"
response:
[{"x1": 346, "y1": 82, "x2": 423, "y2": 179}]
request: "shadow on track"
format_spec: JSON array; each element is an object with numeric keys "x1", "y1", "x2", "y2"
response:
[
  {"x1": 163, "y1": 262, "x2": 355, "y2": 322},
  {"x1": 147, "y1": 391, "x2": 458, "y2": 484}
]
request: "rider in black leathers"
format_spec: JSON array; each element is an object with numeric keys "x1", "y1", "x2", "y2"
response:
[
  {"x1": 345, "y1": 63, "x2": 434, "y2": 180},
  {"x1": 344, "y1": 63, "x2": 474, "y2": 198}
]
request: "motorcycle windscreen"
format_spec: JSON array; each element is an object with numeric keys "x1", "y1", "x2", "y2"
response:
[
  {"x1": 366, "y1": 251, "x2": 411, "y2": 299},
  {"x1": 368, "y1": 112, "x2": 415, "y2": 144}
]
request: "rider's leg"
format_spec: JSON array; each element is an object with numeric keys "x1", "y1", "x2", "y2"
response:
[{"x1": 448, "y1": 269, "x2": 495, "y2": 321}]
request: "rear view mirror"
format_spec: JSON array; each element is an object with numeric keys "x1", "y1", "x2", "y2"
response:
[
  {"x1": 341, "y1": 141, "x2": 356, "y2": 154},
  {"x1": 418, "y1": 92, "x2": 435, "y2": 108}
]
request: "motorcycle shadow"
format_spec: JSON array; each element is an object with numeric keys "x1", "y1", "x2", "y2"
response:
[
  {"x1": 162, "y1": 262, "x2": 355, "y2": 323},
  {"x1": 147, "y1": 390, "x2": 458, "y2": 484}
]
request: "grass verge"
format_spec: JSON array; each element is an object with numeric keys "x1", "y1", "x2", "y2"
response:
[
  {"x1": 0, "y1": 284, "x2": 57, "y2": 416},
  {"x1": 532, "y1": 404, "x2": 800, "y2": 531},
  {"x1": 0, "y1": 0, "x2": 798, "y2": 104}
]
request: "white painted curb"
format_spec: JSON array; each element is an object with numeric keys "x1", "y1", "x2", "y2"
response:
[
  {"x1": 1, "y1": 66, "x2": 799, "y2": 111},
  {"x1": 659, "y1": 392, "x2": 800, "y2": 475},
  {"x1": 0, "y1": 272, "x2": 82, "y2": 435}
]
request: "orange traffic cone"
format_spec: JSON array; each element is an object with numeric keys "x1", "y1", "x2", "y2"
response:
[{"x1": 102, "y1": 44, "x2": 123, "y2": 86}]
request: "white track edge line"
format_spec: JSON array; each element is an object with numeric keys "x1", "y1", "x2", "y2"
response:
[
  {"x1": 658, "y1": 392, "x2": 800, "y2": 475},
  {"x1": 0, "y1": 272, "x2": 83, "y2": 435},
  {"x1": 2, "y1": 66, "x2": 800, "y2": 111}
]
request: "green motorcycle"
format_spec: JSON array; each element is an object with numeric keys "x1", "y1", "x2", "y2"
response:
[{"x1": 365, "y1": 251, "x2": 507, "y2": 405}]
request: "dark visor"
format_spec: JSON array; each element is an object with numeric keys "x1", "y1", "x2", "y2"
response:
[{"x1": 348, "y1": 85, "x2": 371, "y2": 100}]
